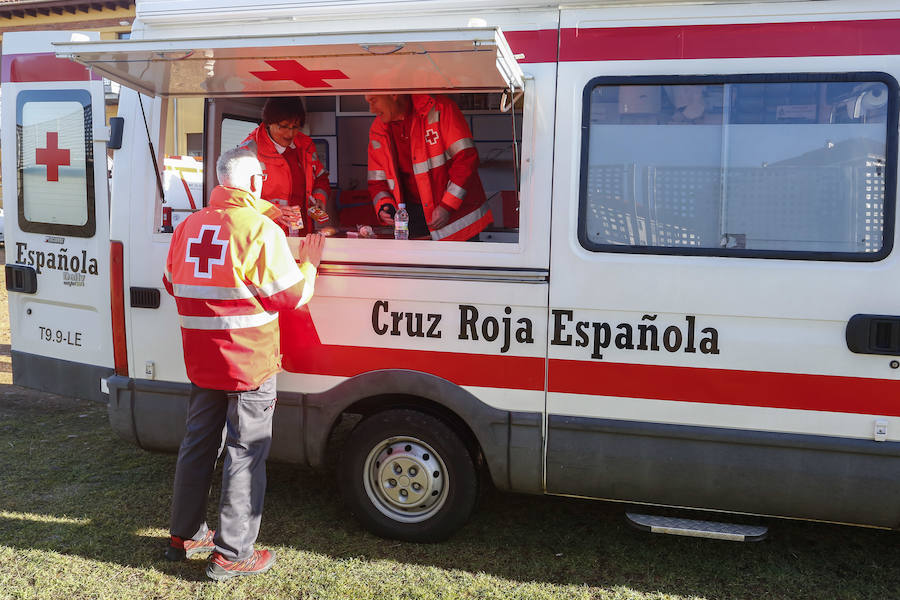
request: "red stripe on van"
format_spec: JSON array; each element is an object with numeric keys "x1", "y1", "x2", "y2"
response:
[
  {"x1": 285, "y1": 326, "x2": 899, "y2": 415},
  {"x1": 505, "y1": 29, "x2": 559, "y2": 64},
  {"x1": 559, "y1": 19, "x2": 900, "y2": 62},
  {"x1": 1, "y1": 52, "x2": 97, "y2": 83},
  {"x1": 110, "y1": 241, "x2": 128, "y2": 377},
  {"x1": 548, "y1": 359, "x2": 900, "y2": 417},
  {"x1": 285, "y1": 344, "x2": 546, "y2": 391},
  {"x1": 286, "y1": 340, "x2": 900, "y2": 415}
]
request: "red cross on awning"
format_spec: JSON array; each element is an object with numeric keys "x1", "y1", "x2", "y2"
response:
[
  {"x1": 250, "y1": 60, "x2": 349, "y2": 88},
  {"x1": 186, "y1": 225, "x2": 228, "y2": 279},
  {"x1": 35, "y1": 132, "x2": 70, "y2": 182}
]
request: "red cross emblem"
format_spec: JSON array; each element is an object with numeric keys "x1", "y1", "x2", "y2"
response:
[
  {"x1": 186, "y1": 224, "x2": 228, "y2": 279},
  {"x1": 425, "y1": 128, "x2": 440, "y2": 146},
  {"x1": 35, "y1": 132, "x2": 70, "y2": 182},
  {"x1": 250, "y1": 60, "x2": 349, "y2": 88}
]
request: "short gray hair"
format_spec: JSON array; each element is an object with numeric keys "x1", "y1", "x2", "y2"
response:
[{"x1": 216, "y1": 147, "x2": 261, "y2": 186}]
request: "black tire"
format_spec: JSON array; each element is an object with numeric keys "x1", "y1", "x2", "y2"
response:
[{"x1": 338, "y1": 409, "x2": 478, "y2": 542}]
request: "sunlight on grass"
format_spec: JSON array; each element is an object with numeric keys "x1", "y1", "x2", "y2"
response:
[
  {"x1": 133, "y1": 526, "x2": 168, "y2": 538},
  {"x1": 0, "y1": 510, "x2": 90, "y2": 525}
]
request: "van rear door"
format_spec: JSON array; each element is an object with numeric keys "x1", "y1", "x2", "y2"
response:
[{"x1": 1, "y1": 31, "x2": 113, "y2": 401}]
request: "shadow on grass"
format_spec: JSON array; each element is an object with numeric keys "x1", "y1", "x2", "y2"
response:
[
  {"x1": 0, "y1": 385, "x2": 214, "y2": 582},
  {"x1": 1, "y1": 388, "x2": 898, "y2": 599},
  {"x1": 259, "y1": 462, "x2": 900, "y2": 600}
]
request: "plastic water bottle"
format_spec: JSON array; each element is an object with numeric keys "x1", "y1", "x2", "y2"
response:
[{"x1": 394, "y1": 203, "x2": 409, "y2": 240}]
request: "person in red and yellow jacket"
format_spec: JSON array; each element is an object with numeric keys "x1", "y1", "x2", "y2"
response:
[
  {"x1": 366, "y1": 94, "x2": 492, "y2": 241},
  {"x1": 239, "y1": 97, "x2": 331, "y2": 237},
  {"x1": 162, "y1": 146, "x2": 325, "y2": 582}
]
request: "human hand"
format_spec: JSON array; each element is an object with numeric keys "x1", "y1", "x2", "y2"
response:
[
  {"x1": 277, "y1": 205, "x2": 304, "y2": 235},
  {"x1": 307, "y1": 201, "x2": 330, "y2": 225},
  {"x1": 428, "y1": 205, "x2": 450, "y2": 229},
  {"x1": 378, "y1": 206, "x2": 395, "y2": 226},
  {"x1": 298, "y1": 233, "x2": 325, "y2": 268}
]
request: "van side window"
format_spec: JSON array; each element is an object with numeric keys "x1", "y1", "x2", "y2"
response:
[
  {"x1": 16, "y1": 90, "x2": 96, "y2": 237},
  {"x1": 578, "y1": 75, "x2": 898, "y2": 260}
]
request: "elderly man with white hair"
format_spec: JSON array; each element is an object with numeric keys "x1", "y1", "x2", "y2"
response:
[{"x1": 162, "y1": 147, "x2": 324, "y2": 581}]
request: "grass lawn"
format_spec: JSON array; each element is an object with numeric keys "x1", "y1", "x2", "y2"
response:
[{"x1": 0, "y1": 389, "x2": 898, "y2": 600}]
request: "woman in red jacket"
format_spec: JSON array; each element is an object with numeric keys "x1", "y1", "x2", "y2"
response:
[{"x1": 239, "y1": 97, "x2": 330, "y2": 236}]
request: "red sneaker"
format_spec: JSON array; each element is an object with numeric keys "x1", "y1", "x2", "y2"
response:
[
  {"x1": 164, "y1": 529, "x2": 216, "y2": 561},
  {"x1": 206, "y1": 549, "x2": 276, "y2": 582}
]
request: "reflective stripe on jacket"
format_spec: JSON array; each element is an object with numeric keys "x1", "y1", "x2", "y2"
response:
[
  {"x1": 163, "y1": 185, "x2": 317, "y2": 391},
  {"x1": 367, "y1": 94, "x2": 493, "y2": 241},
  {"x1": 239, "y1": 125, "x2": 330, "y2": 210}
]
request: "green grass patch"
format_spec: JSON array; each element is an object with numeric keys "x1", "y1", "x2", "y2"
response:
[{"x1": 0, "y1": 390, "x2": 898, "y2": 600}]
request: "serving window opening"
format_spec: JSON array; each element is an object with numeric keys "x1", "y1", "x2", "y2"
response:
[{"x1": 157, "y1": 92, "x2": 523, "y2": 243}]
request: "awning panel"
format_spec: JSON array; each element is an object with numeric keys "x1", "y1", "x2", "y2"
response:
[{"x1": 53, "y1": 28, "x2": 524, "y2": 97}]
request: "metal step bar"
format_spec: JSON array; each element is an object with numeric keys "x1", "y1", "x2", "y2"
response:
[{"x1": 626, "y1": 512, "x2": 768, "y2": 542}]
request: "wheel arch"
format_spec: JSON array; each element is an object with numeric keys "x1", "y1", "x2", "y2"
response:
[
  {"x1": 339, "y1": 392, "x2": 484, "y2": 463},
  {"x1": 303, "y1": 369, "x2": 542, "y2": 493}
]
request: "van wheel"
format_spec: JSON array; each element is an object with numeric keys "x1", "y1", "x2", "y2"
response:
[{"x1": 338, "y1": 409, "x2": 478, "y2": 542}]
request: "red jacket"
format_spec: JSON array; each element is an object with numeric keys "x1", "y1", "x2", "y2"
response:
[
  {"x1": 368, "y1": 95, "x2": 492, "y2": 241},
  {"x1": 240, "y1": 125, "x2": 330, "y2": 233},
  {"x1": 163, "y1": 186, "x2": 317, "y2": 391}
]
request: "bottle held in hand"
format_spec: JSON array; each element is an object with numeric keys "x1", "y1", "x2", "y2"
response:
[{"x1": 394, "y1": 203, "x2": 409, "y2": 240}]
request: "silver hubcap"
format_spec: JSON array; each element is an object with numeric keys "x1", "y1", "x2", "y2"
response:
[{"x1": 363, "y1": 436, "x2": 448, "y2": 523}]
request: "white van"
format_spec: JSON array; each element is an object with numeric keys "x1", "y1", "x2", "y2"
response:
[{"x1": 3, "y1": 0, "x2": 900, "y2": 541}]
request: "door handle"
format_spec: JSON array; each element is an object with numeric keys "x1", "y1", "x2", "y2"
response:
[
  {"x1": 846, "y1": 314, "x2": 900, "y2": 355},
  {"x1": 5, "y1": 265, "x2": 37, "y2": 294}
]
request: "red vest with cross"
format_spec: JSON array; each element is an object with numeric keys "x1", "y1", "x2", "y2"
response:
[
  {"x1": 163, "y1": 186, "x2": 317, "y2": 391},
  {"x1": 367, "y1": 94, "x2": 493, "y2": 241}
]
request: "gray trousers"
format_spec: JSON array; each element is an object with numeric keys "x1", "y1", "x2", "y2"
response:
[{"x1": 169, "y1": 374, "x2": 276, "y2": 561}]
